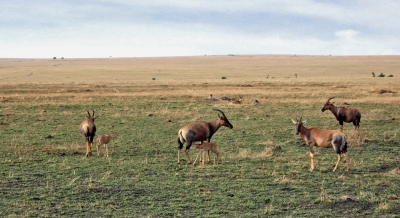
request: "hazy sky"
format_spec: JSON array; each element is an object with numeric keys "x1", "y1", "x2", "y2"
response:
[{"x1": 1, "y1": 0, "x2": 399, "y2": 58}]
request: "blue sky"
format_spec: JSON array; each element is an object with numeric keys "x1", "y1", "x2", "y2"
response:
[{"x1": 1, "y1": 0, "x2": 399, "y2": 58}]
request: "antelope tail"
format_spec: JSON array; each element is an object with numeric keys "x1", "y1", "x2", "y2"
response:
[
  {"x1": 178, "y1": 131, "x2": 184, "y2": 146},
  {"x1": 340, "y1": 135, "x2": 348, "y2": 154}
]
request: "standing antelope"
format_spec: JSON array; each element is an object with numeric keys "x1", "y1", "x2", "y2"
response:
[
  {"x1": 192, "y1": 141, "x2": 221, "y2": 166},
  {"x1": 321, "y1": 97, "x2": 361, "y2": 132},
  {"x1": 292, "y1": 117, "x2": 349, "y2": 172},
  {"x1": 96, "y1": 134, "x2": 111, "y2": 158},
  {"x1": 79, "y1": 110, "x2": 97, "y2": 157},
  {"x1": 177, "y1": 108, "x2": 233, "y2": 164}
]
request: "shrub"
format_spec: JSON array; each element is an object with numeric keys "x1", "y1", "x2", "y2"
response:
[
  {"x1": 222, "y1": 76, "x2": 227, "y2": 79},
  {"x1": 378, "y1": 73, "x2": 385, "y2": 77}
]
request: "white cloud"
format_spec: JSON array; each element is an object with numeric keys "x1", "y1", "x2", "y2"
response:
[{"x1": 335, "y1": 30, "x2": 359, "y2": 40}]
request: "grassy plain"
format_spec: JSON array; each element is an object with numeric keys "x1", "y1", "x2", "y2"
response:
[{"x1": 0, "y1": 55, "x2": 399, "y2": 217}]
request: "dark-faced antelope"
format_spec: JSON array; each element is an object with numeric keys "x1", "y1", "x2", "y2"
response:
[
  {"x1": 79, "y1": 110, "x2": 98, "y2": 157},
  {"x1": 321, "y1": 97, "x2": 361, "y2": 132},
  {"x1": 292, "y1": 117, "x2": 349, "y2": 172},
  {"x1": 96, "y1": 134, "x2": 111, "y2": 158},
  {"x1": 177, "y1": 108, "x2": 233, "y2": 164},
  {"x1": 192, "y1": 141, "x2": 221, "y2": 166}
]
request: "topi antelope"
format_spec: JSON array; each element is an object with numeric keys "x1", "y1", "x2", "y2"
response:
[
  {"x1": 292, "y1": 117, "x2": 349, "y2": 172},
  {"x1": 231, "y1": 94, "x2": 243, "y2": 104},
  {"x1": 321, "y1": 97, "x2": 361, "y2": 132},
  {"x1": 192, "y1": 141, "x2": 221, "y2": 166},
  {"x1": 79, "y1": 110, "x2": 98, "y2": 157},
  {"x1": 96, "y1": 134, "x2": 111, "y2": 158},
  {"x1": 177, "y1": 108, "x2": 233, "y2": 164}
]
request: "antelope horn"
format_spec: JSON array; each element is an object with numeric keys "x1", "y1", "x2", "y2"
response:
[
  {"x1": 92, "y1": 110, "x2": 95, "y2": 117},
  {"x1": 87, "y1": 111, "x2": 91, "y2": 117},
  {"x1": 212, "y1": 108, "x2": 226, "y2": 117},
  {"x1": 299, "y1": 116, "x2": 302, "y2": 121},
  {"x1": 327, "y1": 96, "x2": 335, "y2": 102}
]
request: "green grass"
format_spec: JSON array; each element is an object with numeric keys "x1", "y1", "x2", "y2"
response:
[{"x1": 0, "y1": 84, "x2": 399, "y2": 217}]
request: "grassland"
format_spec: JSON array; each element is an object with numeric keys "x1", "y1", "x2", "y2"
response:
[{"x1": 0, "y1": 55, "x2": 399, "y2": 217}]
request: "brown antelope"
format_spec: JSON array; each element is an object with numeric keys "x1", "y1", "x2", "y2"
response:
[
  {"x1": 231, "y1": 94, "x2": 243, "y2": 104},
  {"x1": 177, "y1": 108, "x2": 233, "y2": 164},
  {"x1": 79, "y1": 110, "x2": 98, "y2": 157},
  {"x1": 292, "y1": 117, "x2": 349, "y2": 172},
  {"x1": 192, "y1": 141, "x2": 221, "y2": 166},
  {"x1": 321, "y1": 97, "x2": 361, "y2": 132},
  {"x1": 96, "y1": 134, "x2": 111, "y2": 158}
]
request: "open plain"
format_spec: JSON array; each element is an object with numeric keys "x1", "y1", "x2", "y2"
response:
[{"x1": 0, "y1": 55, "x2": 399, "y2": 217}]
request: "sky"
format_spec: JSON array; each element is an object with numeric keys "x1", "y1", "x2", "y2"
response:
[{"x1": 1, "y1": 0, "x2": 400, "y2": 58}]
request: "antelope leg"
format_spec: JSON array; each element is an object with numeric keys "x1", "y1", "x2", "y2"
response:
[
  {"x1": 309, "y1": 152, "x2": 315, "y2": 172},
  {"x1": 333, "y1": 154, "x2": 341, "y2": 172},
  {"x1": 185, "y1": 149, "x2": 192, "y2": 164}
]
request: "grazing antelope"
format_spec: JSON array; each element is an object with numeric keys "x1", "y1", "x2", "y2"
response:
[
  {"x1": 292, "y1": 117, "x2": 349, "y2": 172},
  {"x1": 252, "y1": 99, "x2": 260, "y2": 106},
  {"x1": 177, "y1": 108, "x2": 233, "y2": 164},
  {"x1": 79, "y1": 110, "x2": 98, "y2": 157},
  {"x1": 96, "y1": 134, "x2": 111, "y2": 158},
  {"x1": 321, "y1": 97, "x2": 361, "y2": 132},
  {"x1": 192, "y1": 141, "x2": 221, "y2": 166}
]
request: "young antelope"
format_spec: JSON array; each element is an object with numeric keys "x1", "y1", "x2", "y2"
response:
[
  {"x1": 192, "y1": 141, "x2": 221, "y2": 166},
  {"x1": 96, "y1": 134, "x2": 111, "y2": 158}
]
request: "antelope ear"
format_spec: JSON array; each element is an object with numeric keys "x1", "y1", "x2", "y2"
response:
[
  {"x1": 302, "y1": 120, "x2": 307, "y2": 124},
  {"x1": 93, "y1": 116, "x2": 98, "y2": 120},
  {"x1": 291, "y1": 119, "x2": 296, "y2": 124}
]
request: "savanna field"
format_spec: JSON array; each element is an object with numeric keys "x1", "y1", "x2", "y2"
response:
[{"x1": 0, "y1": 55, "x2": 399, "y2": 217}]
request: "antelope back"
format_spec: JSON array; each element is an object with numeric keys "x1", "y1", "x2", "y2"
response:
[{"x1": 80, "y1": 110, "x2": 98, "y2": 134}]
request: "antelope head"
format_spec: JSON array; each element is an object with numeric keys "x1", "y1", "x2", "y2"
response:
[
  {"x1": 321, "y1": 97, "x2": 335, "y2": 112},
  {"x1": 85, "y1": 110, "x2": 98, "y2": 122},
  {"x1": 213, "y1": 108, "x2": 233, "y2": 129},
  {"x1": 291, "y1": 117, "x2": 306, "y2": 135}
]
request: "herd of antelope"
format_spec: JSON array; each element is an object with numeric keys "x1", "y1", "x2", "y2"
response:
[{"x1": 79, "y1": 96, "x2": 361, "y2": 172}]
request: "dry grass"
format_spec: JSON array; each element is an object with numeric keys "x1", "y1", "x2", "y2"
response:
[{"x1": 0, "y1": 56, "x2": 400, "y2": 109}]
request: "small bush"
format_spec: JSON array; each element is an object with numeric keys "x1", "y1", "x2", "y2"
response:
[
  {"x1": 152, "y1": 78, "x2": 156, "y2": 80},
  {"x1": 388, "y1": 75, "x2": 393, "y2": 77},
  {"x1": 378, "y1": 73, "x2": 385, "y2": 77},
  {"x1": 221, "y1": 76, "x2": 227, "y2": 79},
  {"x1": 372, "y1": 72, "x2": 375, "y2": 77}
]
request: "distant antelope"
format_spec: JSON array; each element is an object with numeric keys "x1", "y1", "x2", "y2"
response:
[
  {"x1": 321, "y1": 97, "x2": 361, "y2": 132},
  {"x1": 177, "y1": 108, "x2": 233, "y2": 164},
  {"x1": 192, "y1": 141, "x2": 221, "y2": 166},
  {"x1": 79, "y1": 110, "x2": 98, "y2": 157},
  {"x1": 292, "y1": 117, "x2": 349, "y2": 172},
  {"x1": 252, "y1": 99, "x2": 259, "y2": 106},
  {"x1": 96, "y1": 134, "x2": 111, "y2": 158},
  {"x1": 231, "y1": 94, "x2": 243, "y2": 104}
]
